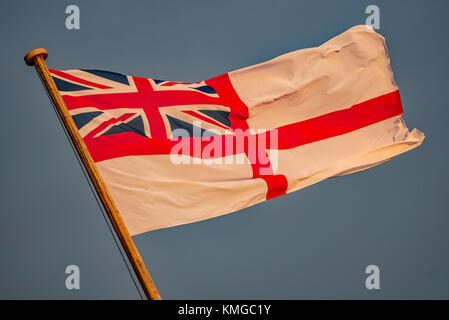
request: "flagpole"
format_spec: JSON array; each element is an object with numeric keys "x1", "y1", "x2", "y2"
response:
[{"x1": 24, "y1": 48, "x2": 161, "y2": 300}]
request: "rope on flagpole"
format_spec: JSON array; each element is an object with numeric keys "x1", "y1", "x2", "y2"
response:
[{"x1": 24, "y1": 48, "x2": 162, "y2": 300}]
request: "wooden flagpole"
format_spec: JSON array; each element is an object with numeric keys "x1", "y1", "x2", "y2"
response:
[{"x1": 24, "y1": 48, "x2": 161, "y2": 300}]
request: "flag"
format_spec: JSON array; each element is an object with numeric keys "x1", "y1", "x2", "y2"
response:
[{"x1": 50, "y1": 25, "x2": 424, "y2": 235}]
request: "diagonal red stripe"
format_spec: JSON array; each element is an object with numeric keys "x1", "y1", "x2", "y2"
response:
[{"x1": 50, "y1": 69, "x2": 112, "y2": 89}]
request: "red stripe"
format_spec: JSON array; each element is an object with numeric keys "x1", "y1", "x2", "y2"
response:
[
  {"x1": 275, "y1": 90, "x2": 403, "y2": 150},
  {"x1": 161, "y1": 81, "x2": 192, "y2": 86},
  {"x1": 61, "y1": 85, "x2": 221, "y2": 111},
  {"x1": 206, "y1": 74, "x2": 249, "y2": 130},
  {"x1": 82, "y1": 89, "x2": 402, "y2": 162},
  {"x1": 50, "y1": 69, "x2": 112, "y2": 89},
  {"x1": 132, "y1": 77, "x2": 167, "y2": 140},
  {"x1": 86, "y1": 86, "x2": 403, "y2": 160},
  {"x1": 260, "y1": 175, "x2": 289, "y2": 199}
]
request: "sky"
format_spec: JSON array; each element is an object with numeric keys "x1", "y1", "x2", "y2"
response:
[{"x1": 0, "y1": 0, "x2": 448, "y2": 299}]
